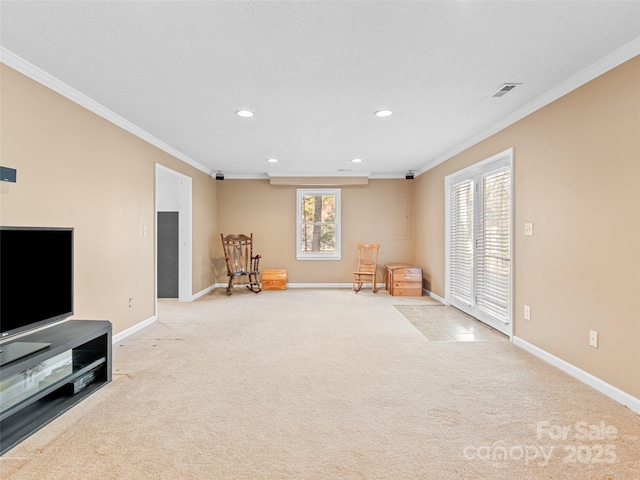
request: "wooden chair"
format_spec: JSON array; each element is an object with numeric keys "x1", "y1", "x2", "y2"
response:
[
  {"x1": 353, "y1": 244, "x2": 380, "y2": 293},
  {"x1": 221, "y1": 233, "x2": 261, "y2": 295}
]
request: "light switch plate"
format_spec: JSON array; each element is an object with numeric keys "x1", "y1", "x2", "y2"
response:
[{"x1": 524, "y1": 223, "x2": 533, "y2": 236}]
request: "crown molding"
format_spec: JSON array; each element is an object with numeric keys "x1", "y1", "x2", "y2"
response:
[
  {"x1": 0, "y1": 47, "x2": 212, "y2": 176},
  {"x1": 3, "y1": 34, "x2": 638, "y2": 181},
  {"x1": 224, "y1": 173, "x2": 404, "y2": 180},
  {"x1": 269, "y1": 174, "x2": 369, "y2": 186},
  {"x1": 223, "y1": 173, "x2": 270, "y2": 180},
  {"x1": 417, "y1": 36, "x2": 640, "y2": 176},
  {"x1": 267, "y1": 171, "x2": 371, "y2": 178},
  {"x1": 367, "y1": 173, "x2": 406, "y2": 180}
]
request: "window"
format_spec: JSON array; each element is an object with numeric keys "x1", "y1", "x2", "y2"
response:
[{"x1": 296, "y1": 189, "x2": 341, "y2": 260}]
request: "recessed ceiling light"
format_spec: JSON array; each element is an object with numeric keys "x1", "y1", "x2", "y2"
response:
[
  {"x1": 267, "y1": 158, "x2": 278, "y2": 163},
  {"x1": 351, "y1": 158, "x2": 362, "y2": 163},
  {"x1": 375, "y1": 110, "x2": 393, "y2": 117},
  {"x1": 236, "y1": 110, "x2": 254, "y2": 118}
]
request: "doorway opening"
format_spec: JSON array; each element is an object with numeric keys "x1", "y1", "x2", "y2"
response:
[
  {"x1": 155, "y1": 164, "x2": 192, "y2": 302},
  {"x1": 444, "y1": 148, "x2": 513, "y2": 337}
]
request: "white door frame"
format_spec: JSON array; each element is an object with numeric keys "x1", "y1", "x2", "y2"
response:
[
  {"x1": 155, "y1": 164, "x2": 192, "y2": 302},
  {"x1": 444, "y1": 148, "x2": 514, "y2": 338}
]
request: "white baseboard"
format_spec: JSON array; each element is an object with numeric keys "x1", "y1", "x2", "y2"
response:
[
  {"x1": 207, "y1": 282, "x2": 359, "y2": 290},
  {"x1": 513, "y1": 336, "x2": 640, "y2": 415},
  {"x1": 112, "y1": 315, "x2": 157, "y2": 345},
  {"x1": 288, "y1": 283, "x2": 389, "y2": 289},
  {"x1": 212, "y1": 283, "x2": 445, "y2": 292},
  {"x1": 424, "y1": 289, "x2": 446, "y2": 304},
  {"x1": 212, "y1": 282, "x2": 430, "y2": 293},
  {"x1": 191, "y1": 285, "x2": 214, "y2": 301},
  {"x1": 213, "y1": 283, "x2": 382, "y2": 289},
  {"x1": 288, "y1": 283, "x2": 351, "y2": 289}
]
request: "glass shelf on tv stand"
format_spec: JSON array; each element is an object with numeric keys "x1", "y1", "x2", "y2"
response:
[{"x1": 0, "y1": 349, "x2": 106, "y2": 418}]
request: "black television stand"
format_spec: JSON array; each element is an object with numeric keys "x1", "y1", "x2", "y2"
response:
[
  {"x1": 0, "y1": 320, "x2": 112, "y2": 455},
  {"x1": 0, "y1": 342, "x2": 52, "y2": 366}
]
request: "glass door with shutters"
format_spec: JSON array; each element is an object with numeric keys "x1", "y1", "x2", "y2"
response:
[{"x1": 445, "y1": 149, "x2": 513, "y2": 336}]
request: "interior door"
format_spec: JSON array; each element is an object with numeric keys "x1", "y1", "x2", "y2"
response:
[
  {"x1": 157, "y1": 211, "x2": 179, "y2": 298},
  {"x1": 446, "y1": 150, "x2": 513, "y2": 336}
]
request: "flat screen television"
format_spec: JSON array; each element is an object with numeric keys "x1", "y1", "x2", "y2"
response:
[{"x1": 0, "y1": 226, "x2": 74, "y2": 342}]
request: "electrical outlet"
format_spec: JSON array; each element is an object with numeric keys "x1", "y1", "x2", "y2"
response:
[
  {"x1": 129, "y1": 298, "x2": 134, "y2": 308},
  {"x1": 589, "y1": 330, "x2": 598, "y2": 348},
  {"x1": 143, "y1": 226, "x2": 148, "y2": 236},
  {"x1": 523, "y1": 305, "x2": 531, "y2": 320}
]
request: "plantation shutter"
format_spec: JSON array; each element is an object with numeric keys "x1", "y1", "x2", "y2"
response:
[
  {"x1": 476, "y1": 168, "x2": 511, "y2": 322},
  {"x1": 446, "y1": 149, "x2": 513, "y2": 336},
  {"x1": 449, "y1": 179, "x2": 474, "y2": 306}
]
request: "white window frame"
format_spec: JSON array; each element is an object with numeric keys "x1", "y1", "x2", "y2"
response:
[{"x1": 296, "y1": 188, "x2": 342, "y2": 260}]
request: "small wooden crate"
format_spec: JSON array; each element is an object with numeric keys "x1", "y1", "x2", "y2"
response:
[
  {"x1": 386, "y1": 265, "x2": 423, "y2": 297},
  {"x1": 384, "y1": 263, "x2": 412, "y2": 293},
  {"x1": 262, "y1": 269, "x2": 287, "y2": 290}
]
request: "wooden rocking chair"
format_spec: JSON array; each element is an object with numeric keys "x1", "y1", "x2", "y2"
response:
[
  {"x1": 221, "y1": 233, "x2": 262, "y2": 295},
  {"x1": 353, "y1": 244, "x2": 380, "y2": 293}
]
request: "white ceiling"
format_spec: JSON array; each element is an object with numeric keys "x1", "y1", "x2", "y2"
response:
[{"x1": 1, "y1": 1, "x2": 639, "y2": 179}]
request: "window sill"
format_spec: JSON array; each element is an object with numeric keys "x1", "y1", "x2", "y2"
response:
[{"x1": 296, "y1": 255, "x2": 342, "y2": 261}]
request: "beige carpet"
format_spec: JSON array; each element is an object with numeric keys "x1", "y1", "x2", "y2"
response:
[{"x1": 1, "y1": 288, "x2": 638, "y2": 479}]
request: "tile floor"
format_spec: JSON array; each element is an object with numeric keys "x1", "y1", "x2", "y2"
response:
[{"x1": 395, "y1": 305, "x2": 508, "y2": 342}]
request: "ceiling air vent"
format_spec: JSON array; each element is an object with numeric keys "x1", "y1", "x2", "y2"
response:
[{"x1": 491, "y1": 83, "x2": 521, "y2": 98}]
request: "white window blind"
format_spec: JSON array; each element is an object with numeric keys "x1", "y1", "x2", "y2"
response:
[
  {"x1": 450, "y1": 179, "x2": 474, "y2": 306},
  {"x1": 445, "y1": 148, "x2": 513, "y2": 336},
  {"x1": 476, "y1": 168, "x2": 511, "y2": 322}
]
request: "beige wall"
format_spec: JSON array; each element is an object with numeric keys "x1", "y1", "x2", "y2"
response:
[
  {"x1": 216, "y1": 179, "x2": 415, "y2": 285},
  {"x1": 0, "y1": 65, "x2": 218, "y2": 336},
  {"x1": 414, "y1": 56, "x2": 640, "y2": 398},
  {"x1": 3, "y1": 54, "x2": 637, "y2": 401}
]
